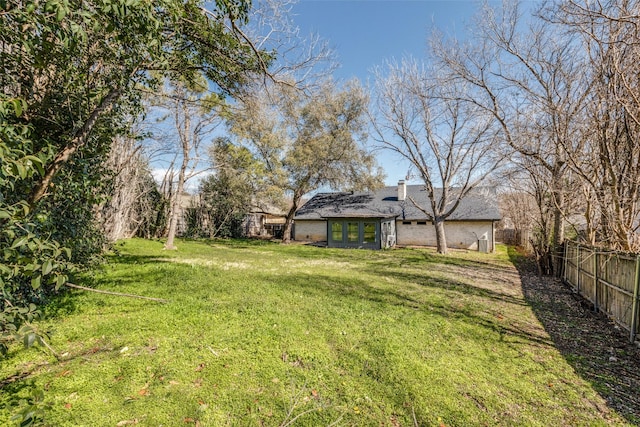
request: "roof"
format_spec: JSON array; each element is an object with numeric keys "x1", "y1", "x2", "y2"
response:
[{"x1": 294, "y1": 185, "x2": 501, "y2": 221}]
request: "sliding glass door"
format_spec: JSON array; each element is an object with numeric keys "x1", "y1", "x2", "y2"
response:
[{"x1": 328, "y1": 219, "x2": 380, "y2": 249}]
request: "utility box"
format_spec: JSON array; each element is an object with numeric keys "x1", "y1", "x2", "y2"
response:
[{"x1": 478, "y1": 238, "x2": 489, "y2": 253}]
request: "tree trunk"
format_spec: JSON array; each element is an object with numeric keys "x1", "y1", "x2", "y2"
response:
[
  {"x1": 551, "y1": 201, "x2": 564, "y2": 274},
  {"x1": 282, "y1": 193, "x2": 301, "y2": 244},
  {"x1": 164, "y1": 166, "x2": 186, "y2": 250},
  {"x1": 551, "y1": 171, "x2": 565, "y2": 275},
  {"x1": 28, "y1": 88, "x2": 121, "y2": 208},
  {"x1": 434, "y1": 217, "x2": 448, "y2": 254},
  {"x1": 164, "y1": 106, "x2": 190, "y2": 251}
]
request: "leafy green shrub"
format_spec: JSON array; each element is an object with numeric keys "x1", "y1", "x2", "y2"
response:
[
  {"x1": 6, "y1": 384, "x2": 51, "y2": 427},
  {"x1": 0, "y1": 97, "x2": 73, "y2": 355}
]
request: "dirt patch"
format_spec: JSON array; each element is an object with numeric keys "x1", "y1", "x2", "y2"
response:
[
  {"x1": 516, "y1": 261, "x2": 640, "y2": 424},
  {"x1": 442, "y1": 263, "x2": 523, "y2": 298}
]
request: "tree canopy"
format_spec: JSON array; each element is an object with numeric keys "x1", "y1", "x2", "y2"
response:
[
  {"x1": 227, "y1": 79, "x2": 385, "y2": 242},
  {"x1": 0, "y1": 0, "x2": 270, "y2": 354}
]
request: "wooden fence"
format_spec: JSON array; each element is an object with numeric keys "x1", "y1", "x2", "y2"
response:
[
  {"x1": 496, "y1": 228, "x2": 531, "y2": 250},
  {"x1": 563, "y1": 241, "x2": 640, "y2": 343}
]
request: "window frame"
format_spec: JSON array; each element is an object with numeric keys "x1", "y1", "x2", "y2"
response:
[
  {"x1": 330, "y1": 221, "x2": 343, "y2": 242},
  {"x1": 327, "y1": 219, "x2": 381, "y2": 248}
]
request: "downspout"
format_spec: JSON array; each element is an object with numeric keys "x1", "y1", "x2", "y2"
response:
[{"x1": 325, "y1": 218, "x2": 329, "y2": 247}]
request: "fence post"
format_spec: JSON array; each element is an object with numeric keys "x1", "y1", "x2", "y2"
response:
[
  {"x1": 576, "y1": 243, "x2": 580, "y2": 292},
  {"x1": 631, "y1": 255, "x2": 640, "y2": 344},
  {"x1": 562, "y1": 241, "x2": 568, "y2": 283},
  {"x1": 594, "y1": 249, "x2": 599, "y2": 313}
]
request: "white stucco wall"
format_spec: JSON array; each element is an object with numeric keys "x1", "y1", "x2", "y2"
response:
[
  {"x1": 294, "y1": 220, "x2": 327, "y2": 242},
  {"x1": 396, "y1": 220, "x2": 495, "y2": 251}
]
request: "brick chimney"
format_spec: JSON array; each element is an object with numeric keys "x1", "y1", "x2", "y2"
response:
[{"x1": 397, "y1": 180, "x2": 406, "y2": 201}]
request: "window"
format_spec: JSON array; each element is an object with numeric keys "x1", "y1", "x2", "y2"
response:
[
  {"x1": 329, "y1": 219, "x2": 381, "y2": 247},
  {"x1": 347, "y1": 222, "x2": 359, "y2": 242},
  {"x1": 363, "y1": 222, "x2": 376, "y2": 243},
  {"x1": 331, "y1": 222, "x2": 343, "y2": 241},
  {"x1": 417, "y1": 221, "x2": 427, "y2": 225},
  {"x1": 402, "y1": 221, "x2": 412, "y2": 225}
]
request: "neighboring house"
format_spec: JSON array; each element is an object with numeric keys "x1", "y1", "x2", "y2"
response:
[
  {"x1": 243, "y1": 200, "x2": 297, "y2": 239},
  {"x1": 293, "y1": 180, "x2": 501, "y2": 251},
  {"x1": 175, "y1": 193, "x2": 195, "y2": 236},
  {"x1": 244, "y1": 210, "x2": 287, "y2": 238}
]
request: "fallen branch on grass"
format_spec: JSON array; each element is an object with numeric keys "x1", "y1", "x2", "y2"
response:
[{"x1": 64, "y1": 283, "x2": 169, "y2": 303}]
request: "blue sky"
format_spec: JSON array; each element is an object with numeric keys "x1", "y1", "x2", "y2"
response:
[
  {"x1": 153, "y1": 1, "x2": 497, "y2": 192},
  {"x1": 291, "y1": 0, "x2": 487, "y2": 186}
]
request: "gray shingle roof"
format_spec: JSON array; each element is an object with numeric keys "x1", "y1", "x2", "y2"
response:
[{"x1": 294, "y1": 185, "x2": 501, "y2": 221}]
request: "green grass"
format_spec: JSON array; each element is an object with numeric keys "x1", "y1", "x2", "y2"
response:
[{"x1": 0, "y1": 239, "x2": 628, "y2": 426}]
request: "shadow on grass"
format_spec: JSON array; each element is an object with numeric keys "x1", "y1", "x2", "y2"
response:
[
  {"x1": 43, "y1": 254, "x2": 173, "y2": 319},
  {"x1": 103, "y1": 253, "x2": 170, "y2": 265},
  {"x1": 42, "y1": 290, "x2": 80, "y2": 319},
  {"x1": 367, "y1": 265, "x2": 555, "y2": 348},
  {"x1": 272, "y1": 264, "x2": 553, "y2": 349},
  {"x1": 0, "y1": 378, "x2": 34, "y2": 409},
  {"x1": 508, "y1": 246, "x2": 640, "y2": 424},
  {"x1": 257, "y1": 266, "x2": 558, "y2": 423},
  {"x1": 91, "y1": 253, "x2": 173, "y2": 283},
  {"x1": 269, "y1": 245, "x2": 554, "y2": 348},
  {"x1": 371, "y1": 265, "x2": 528, "y2": 307},
  {"x1": 196, "y1": 237, "x2": 279, "y2": 249}
]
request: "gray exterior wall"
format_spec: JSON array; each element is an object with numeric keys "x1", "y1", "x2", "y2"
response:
[{"x1": 396, "y1": 220, "x2": 496, "y2": 251}]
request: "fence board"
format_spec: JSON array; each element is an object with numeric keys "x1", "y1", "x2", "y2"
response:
[{"x1": 563, "y1": 241, "x2": 640, "y2": 343}]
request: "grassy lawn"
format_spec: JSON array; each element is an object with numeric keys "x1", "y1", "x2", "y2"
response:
[{"x1": 0, "y1": 239, "x2": 628, "y2": 426}]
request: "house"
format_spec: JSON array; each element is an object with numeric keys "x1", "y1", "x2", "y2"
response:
[
  {"x1": 293, "y1": 180, "x2": 501, "y2": 251},
  {"x1": 243, "y1": 199, "x2": 301, "y2": 239},
  {"x1": 175, "y1": 193, "x2": 196, "y2": 236},
  {"x1": 244, "y1": 211, "x2": 287, "y2": 239}
]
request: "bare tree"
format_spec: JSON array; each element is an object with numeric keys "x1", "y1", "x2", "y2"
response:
[
  {"x1": 148, "y1": 80, "x2": 222, "y2": 250},
  {"x1": 431, "y1": 0, "x2": 590, "y2": 266},
  {"x1": 497, "y1": 171, "x2": 538, "y2": 247},
  {"x1": 372, "y1": 58, "x2": 504, "y2": 254},
  {"x1": 545, "y1": 0, "x2": 640, "y2": 252},
  {"x1": 244, "y1": 0, "x2": 337, "y2": 90},
  {"x1": 98, "y1": 134, "x2": 159, "y2": 242},
  {"x1": 500, "y1": 154, "x2": 580, "y2": 273},
  {"x1": 139, "y1": 0, "x2": 338, "y2": 249}
]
